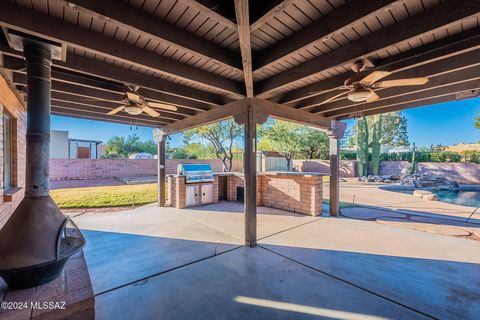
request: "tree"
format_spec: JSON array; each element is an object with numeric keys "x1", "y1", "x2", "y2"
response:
[
  {"x1": 380, "y1": 111, "x2": 409, "y2": 147},
  {"x1": 299, "y1": 127, "x2": 329, "y2": 160},
  {"x1": 184, "y1": 119, "x2": 243, "y2": 171},
  {"x1": 258, "y1": 120, "x2": 304, "y2": 169},
  {"x1": 348, "y1": 111, "x2": 409, "y2": 148},
  {"x1": 105, "y1": 134, "x2": 157, "y2": 158}
]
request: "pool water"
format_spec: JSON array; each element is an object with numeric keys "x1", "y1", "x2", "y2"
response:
[
  {"x1": 434, "y1": 190, "x2": 480, "y2": 208},
  {"x1": 391, "y1": 189, "x2": 480, "y2": 208}
]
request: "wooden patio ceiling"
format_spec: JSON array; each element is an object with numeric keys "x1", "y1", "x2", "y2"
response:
[{"x1": 0, "y1": 0, "x2": 479, "y2": 128}]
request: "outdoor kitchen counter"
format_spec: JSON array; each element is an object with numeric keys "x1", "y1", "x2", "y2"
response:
[{"x1": 167, "y1": 171, "x2": 325, "y2": 216}]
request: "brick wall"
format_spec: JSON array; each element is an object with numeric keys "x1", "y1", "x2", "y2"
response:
[
  {"x1": 0, "y1": 251, "x2": 95, "y2": 320},
  {"x1": 226, "y1": 175, "x2": 262, "y2": 204},
  {"x1": 292, "y1": 160, "x2": 357, "y2": 177},
  {"x1": 50, "y1": 158, "x2": 243, "y2": 180},
  {"x1": 376, "y1": 161, "x2": 480, "y2": 184},
  {"x1": 0, "y1": 74, "x2": 26, "y2": 231},
  {"x1": 168, "y1": 173, "x2": 323, "y2": 216},
  {"x1": 261, "y1": 174, "x2": 323, "y2": 216}
]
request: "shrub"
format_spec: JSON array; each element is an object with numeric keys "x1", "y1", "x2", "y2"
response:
[
  {"x1": 430, "y1": 151, "x2": 462, "y2": 163},
  {"x1": 339, "y1": 150, "x2": 480, "y2": 163},
  {"x1": 340, "y1": 151, "x2": 357, "y2": 160},
  {"x1": 460, "y1": 150, "x2": 480, "y2": 164}
]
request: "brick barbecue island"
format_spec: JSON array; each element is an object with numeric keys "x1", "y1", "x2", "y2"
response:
[{"x1": 167, "y1": 172, "x2": 326, "y2": 216}]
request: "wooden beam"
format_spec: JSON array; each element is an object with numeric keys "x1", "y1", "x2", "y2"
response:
[
  {"x1": 62, "y1": 0, "x2": 242, "y2": 72},
  {"x1": 12, "y1": 70, "x2": 202, "y2": 115},
  {"x1": 286, "y1": 30, "x2": 480, "y2": 107},
  {"x1": 190, "y1": 0, "x2": 238, "y2": 32},
  {"x1": 253, "y1": 0, "x2": 398, "y2": 71},
  {"x1": 2, "y1": 47, "x2": 227, "y2": 107},
  {"x1": 51, "y1": 105, "x2": 167, "y2": 127},
  {"x1": 256, "y1": 0, "x2": 480, "y2": 96},
  {"x1": 250, "y1": 0, "x2": 295, "y2": 33},
  {"x1": 0, "y1": 1, "x2": 244, "y2": 97},
  {"x1": 162, "y1": 99, "x2": 248, "y2": 134},
  {"x1": 50, "y1": 95, "x2": 185, "y2": 122},
  {"x1": 313, "y1": 50, "x2": 480, "y2": 114},
  {"x1": 234, "y1": 0, "x2": 254, "y2": 97},
  {"x1": 51, "y1": 100, "x2": 172, "y2": 124},
  {"x1": 326, "y1": 78, "x2": 480, "y2": 118},
  {"x1": 251, "y1": 98, "x2": 331, "y2": 131},
  {"x1": 162, "y1": 97, "x2": 333, "y2": 135},
  {"x1": 0, "y1": 73, "x2": 23, "y2": 114}
]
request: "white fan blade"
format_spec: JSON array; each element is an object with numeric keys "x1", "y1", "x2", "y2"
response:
[
  {"x1": 142, "y1": 105, "x2": 160, "y2": 117},
  {"x1": 360, "y1": 71, "x2": 392, "y2": 84},
  {"x1": 379, "y1": 77, "x2": 429, "y2": 88},
  {"x1": 107, "y1": 105, "x2": 126, "y2": 115},
  {"x1": 366, "y1": 91, "x2": 379, "y2": 102},
  {"x1": 126, "y1": 91, "x2": 142, "y2": 103},
  {"x1": 146, "y1": 101, "x2": 178, "y2": 111}
]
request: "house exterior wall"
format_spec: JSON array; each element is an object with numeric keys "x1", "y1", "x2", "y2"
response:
[
  {"x1": 0, "y1": 75, "x2": 26, "y2": 231},
  {"x1": 50, "y1": 130, "x2": 69, "y2": 159}
]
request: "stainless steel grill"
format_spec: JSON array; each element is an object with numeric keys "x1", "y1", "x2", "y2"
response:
[{"x1": 177, "y1": 164, "x2": 214, "y2": 184}]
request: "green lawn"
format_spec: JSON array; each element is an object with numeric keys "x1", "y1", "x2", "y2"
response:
[
  {"x1": 323, "y1": 198, "x2": 356, "y2": 209},
  {"x1": 51, "y1": 179, "x2": 351, "y2": 210},
  {"x1": 51, "y1": 183, "x2": 158, "y2": 208}
]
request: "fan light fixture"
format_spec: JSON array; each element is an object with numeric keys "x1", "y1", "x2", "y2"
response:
[
  {"x1": 347, "y1": 89, "x2": 372, "y2": 102},
  {"x1": 124, "y1": 105, "x2": 143, "y2": 115}
]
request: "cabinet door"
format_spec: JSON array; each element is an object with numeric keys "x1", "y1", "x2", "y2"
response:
[
  {"x1": 201, "y1": 184, "x2": 213, "y2": 204},
  {"x1": 186, "y1": 186, "x2": 199, "y2": 207}
]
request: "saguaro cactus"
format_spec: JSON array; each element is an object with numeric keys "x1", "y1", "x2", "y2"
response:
[
  {"x1": 410, "y1": 142, "x2": 417, "y2": 174},
  {"x1": 370, "y1": 114, "x2": 383, "y2": 175},
  {"x1": 356, "y1": 117, "x2": 369, "y2": 176}
]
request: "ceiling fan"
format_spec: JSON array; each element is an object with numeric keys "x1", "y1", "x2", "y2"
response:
[
  {"x1": 107, "y1": 85, "x2": 178, "y2": 117},
  {"x1": 315, "y1": 60, "x2": 429, "y2": 105}
]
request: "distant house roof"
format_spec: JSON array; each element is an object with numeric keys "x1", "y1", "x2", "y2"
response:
[
  {"x1": 129, "y1": 152, "x2": 154, "y2": 159},
  {"x1": 69, "y1": 138, "x2": 103, "y2": 144},
  {"x1": 445, "y1": 143, "x2": 480, "y2": 152}
]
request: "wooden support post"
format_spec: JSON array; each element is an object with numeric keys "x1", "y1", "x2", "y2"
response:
[
  {"x1": 328, "y1": 120, "x2": 346, "y2": 216},
  {"x1": 154, "y1": 129, "x2": 167, "y2": 207},
  {"x1": 244, "y1": 103, "x2": 257, "y2": 247},
  {"x1": 234, "y1": 99, "x2": 268, "y2": 247},
  {"x1": 329, "y1": 136, "x2": 340, "y2": 216}
]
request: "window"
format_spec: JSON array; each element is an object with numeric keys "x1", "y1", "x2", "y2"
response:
[{"x1": 3, "y1": 112, "x2": 12, "y2": 190}]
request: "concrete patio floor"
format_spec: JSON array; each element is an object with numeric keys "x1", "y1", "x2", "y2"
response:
[{"x1": 73, "y1": 202, "x2": 480, "y2": 320}]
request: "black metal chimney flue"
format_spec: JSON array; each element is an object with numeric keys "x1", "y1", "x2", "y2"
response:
[
  {"x1": 24, "y1": 41, "x2": 52, "y2": 197},
  {"x1": 0, "y1": 39, "x2": 85, "y2": 289}
]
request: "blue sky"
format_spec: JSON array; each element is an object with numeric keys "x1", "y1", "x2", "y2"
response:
[{"x1": 52, "y1": 97, "x2": 479, "y2": 148}]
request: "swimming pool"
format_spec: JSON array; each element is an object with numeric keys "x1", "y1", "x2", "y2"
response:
[
  {"x1": 434, "y1": 190, "x2": 480, "y2": 208},
  {"x1": 387, "y1": 188, "x2": 480, "y2": 208}
]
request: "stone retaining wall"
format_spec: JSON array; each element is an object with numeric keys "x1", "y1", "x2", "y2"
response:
[{"x1": 377, "y1": 161, "x2": 480, "y2": 184}]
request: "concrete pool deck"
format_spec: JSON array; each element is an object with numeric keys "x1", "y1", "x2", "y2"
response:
[
  {"x1": 324, "y1": 179, "x2": 480, "y2": 224},
  {"x1": 73, "y1": 201, "x2": 480, "y2": 319}
]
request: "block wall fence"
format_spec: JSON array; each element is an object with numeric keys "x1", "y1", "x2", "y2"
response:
[{"x1": 49, "y1": 158, "x2": 480, "y2": 184}]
